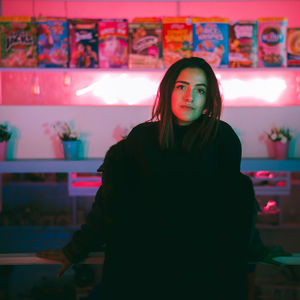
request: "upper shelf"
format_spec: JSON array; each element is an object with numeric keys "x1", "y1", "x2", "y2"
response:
[
  {"x1": 1, "y1": 67, "x2": 300, "y2": 72},
  {"x1": 18, "y1": 0, "x2": 300, "y2": 2}
]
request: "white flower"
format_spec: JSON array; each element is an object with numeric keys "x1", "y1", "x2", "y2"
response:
[
  {"x1": 281, "y1": 136, "x2": 288, "y2": 144},
  {"x1": 270, "y1": 133, "x2": 277, "y2": 141}
]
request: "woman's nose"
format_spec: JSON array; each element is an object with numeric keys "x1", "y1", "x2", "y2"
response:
[{"x1": 184, "y1": 87, "x2": 193, "y2": 102}]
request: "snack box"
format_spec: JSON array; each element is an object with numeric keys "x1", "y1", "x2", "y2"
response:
[
  {"x1": 257, "y1": 17, "x2": 287, "y2": 67},
  {"x1": 98, "y1": 19, "x2": 128, "y2": 68},
  {"x1": 69, "y1": 19, "x2": 99, "y2": 68},
  {"x1": 129, "y1": 21, "x2": 163, "y2": 69},
  {"x1": 287, "y1": 28, "x2": 300, "y2": 67},
  {"x1": 229, "y1": 20, "x2": 257, "y2": 68},
  {"x1": 0, "y1": 16, "x2": 37, "y2": 67},
  {"x1": 192, "y1": 18, "x2": 229, "y2": 68},
  {"x1": 36, "y1": 17, "x2": 69, "y2": 68},
  {"x1": 162, "y1": 17, "x2": 193, "y2": 68}
]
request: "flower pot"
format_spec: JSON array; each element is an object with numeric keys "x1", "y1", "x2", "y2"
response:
[
  {"x1": 0, "y1": 141, "x2": 8, "y2": 161},
  {"x1": 62, "y1": 140, "x2": 80, "y2": 160},
  {"x1": 274, "y1": 141, "x2": 290, "y2": 160}
]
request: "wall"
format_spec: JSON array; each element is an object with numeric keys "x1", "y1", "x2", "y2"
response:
[
  {"x1": 1, "y1": 0, "x2": 300, "y2": 159},
  {"x1": 1, "y1": 105, "x2": 300, "y2": 159},
  {"x1": 2, "y1": 1, "x2": 300, "y2": 27}
]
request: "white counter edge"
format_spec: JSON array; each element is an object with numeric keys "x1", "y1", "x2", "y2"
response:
[{"x1": 0, "y1": 158, "x2": 300, "y2": 172}]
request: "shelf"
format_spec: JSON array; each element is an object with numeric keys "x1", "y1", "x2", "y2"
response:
[
  {"x1": 257, "y1": 224, "x2": 300, "y2": 230},
  {"x1": 241, "y1": 159, "x2": 300, "y2": 172},
  {"x1": 5, "y1": 0, "x2": 294, "y2": 2},
  {"x1": 0, "y1": 252, "x2": 104, "y2": 266},
  {"x1": 0, "y1": 158, "x2": 299, "y2": 173},
  {"x1": 0, "y1": 158, "x2": 103, "y2": 173},
  {"x1": 1, "y1": 67, "x2": 300, "y2": 72},
  {"x1": 1, "y1": 252, "x2": 299, "y2": 266}
]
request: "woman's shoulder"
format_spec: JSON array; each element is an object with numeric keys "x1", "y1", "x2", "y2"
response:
[
  {"x1": 218, "y1": 120, "x2": 234, "y2": 131},
  {"x1": 217, "y1": 120, "x2": 238, "y2": 138},
  {"x1": 132, "y1": 121, "x2": 158, "y2": 131},
  {"x1": 127, "y1": 121, "x2": 158, "y2": 139},
  {"x1": 216, "y1": 120, "x2": 241, "y2": 148}
]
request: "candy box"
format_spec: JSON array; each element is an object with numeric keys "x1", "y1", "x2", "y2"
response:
[
  {"x1": 0, "y1": 16, "x2": 37, "y2": 67},
  {"x1": 99, "y1": 19, "x2": 128, "y2": 68},
  {"x1": 69, "y1": 19, "x2": 99, "y2": 68},
  {"x1": 129, "y1": 21, "x2": 163, "y2": 69},
  {"x1": 287, "y1": 28, "x2": 300, "y2": 67},
  {"x1": 229, "y1": 20, "x2": 257, "y2": 68},
  {"x1": 36, "y1": 17, "x2": 69, "y2": 68},
  {"x1": 162, "y1": 17, "x2": 193, "y2": 68},
  {"x1": 257, "y1": 17, "x2": 287, "y2": 67}
]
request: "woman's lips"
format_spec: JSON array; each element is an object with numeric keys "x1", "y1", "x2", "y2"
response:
[{"x1": 181, "y1": 105, "x2": 194, "y2": 110}]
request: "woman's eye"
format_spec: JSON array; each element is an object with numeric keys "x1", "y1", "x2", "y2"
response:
[
  {"x1": 176, "y1": 85, "x2": 186, "y2": 90},
  {"x1": 197, "y1": 88, "x2": 206, "y2": 95}
]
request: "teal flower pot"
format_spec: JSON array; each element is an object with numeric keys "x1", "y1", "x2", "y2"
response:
[{"x1": 62, "y1": 140, "x2": 80, "y2": 160}]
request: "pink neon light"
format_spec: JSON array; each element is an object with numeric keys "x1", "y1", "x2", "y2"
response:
[
  {"x1": 75, "y1": 70, "x2": 298, "y2": 106},
  {"x1": 76, "y1": 73, "x2": 160, "y2": 105},
  {"x1": 72, "y1": 182, "x2": 101, "y2": 188},
  {"x1": 2, "y1": 70, "x2": 300, "y2": 106}
]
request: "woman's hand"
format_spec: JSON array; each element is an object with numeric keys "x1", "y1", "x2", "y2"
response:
[
  {"x1": 36, "y1": 250, "x2": 72, "y2": 278},
  {"x1": 261, "y1": 245, "x2": 292, "y2": 267}
]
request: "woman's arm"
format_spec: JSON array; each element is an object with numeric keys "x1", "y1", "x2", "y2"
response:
[
  {"x1": 37, "y1": 139, "x2": 128, "y2": 272},
  {"x1": 62, "y1": 139, "x2": 128, "y2": 263}
]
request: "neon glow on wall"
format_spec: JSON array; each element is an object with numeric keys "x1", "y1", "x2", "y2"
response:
[
  {"x1": 2, "y1": 70, "x2": 299, "y2": 106},
  {"x1": 74, "y1": 70, "x2": 296, "y2": 106},
  {"x1": 76, "y1": 73, "x2": 159, "y2": 105}
]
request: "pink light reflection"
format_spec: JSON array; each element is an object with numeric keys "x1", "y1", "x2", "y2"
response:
[
  {"x1": 75, "y1": 70, "x2": 296, "y2": 106},
  {"x1": 76, "y1": 72, "x2": 161, "y2": 105},
  {"x1": 2, "y1": 69, "x2": 300, "y2": 106}
]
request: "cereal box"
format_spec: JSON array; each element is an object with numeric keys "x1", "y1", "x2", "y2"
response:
[
  {"x1": 98, "y1": 19, "x2": 128, "y2": 68},
  {"x1": 162, "y1": 17, "x2": 193, "y2": 68},
  {"x1": 229, "y1": 20, "x2": 257, "y2": 68},
  {"x1": 0, "y1": 16, "x2": 37, "y2": 67},
  {"x1": 257, "y1": 18, "x2": 287, "y2": 67},
  {"x1": 36, "y1": 17, "x2": 68, "y2": 68},
  {"x1": 192, "y1": 18, "x2": 229, "y2": 68},
  {"x1": 69, "y1": 19, "x2": 99, "y2": 68},
  {"x1": 287, "y1": 28, "x2": 300, "y2": 67},
  {"x1": 129, "y1": 21, "x2": 163, "y2": 69}
]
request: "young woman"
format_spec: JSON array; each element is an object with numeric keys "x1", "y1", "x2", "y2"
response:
[{"x1": 37, "y1": 57, "x2": 287, "y2": 300}]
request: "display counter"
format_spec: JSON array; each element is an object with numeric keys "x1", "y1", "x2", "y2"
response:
[{"x1": 0, "y1": 158, "x2": 300, "y2": 173}]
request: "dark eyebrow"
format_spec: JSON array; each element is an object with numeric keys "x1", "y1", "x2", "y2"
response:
[{"x1": 175, "y1": 80, "x2": 207, "y2": 87}]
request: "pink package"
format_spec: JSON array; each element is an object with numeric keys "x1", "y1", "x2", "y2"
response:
[{"x1": 258, "y1": 18, "x2": 287, "y2": 67}]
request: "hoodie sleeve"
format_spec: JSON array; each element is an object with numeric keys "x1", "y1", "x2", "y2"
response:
[
  {"x1": 248, "y1": 199, "x2": 267, "y2": 262},
  {"x1": 63, "y1": 140, "x2": 127, "y2": 263}
]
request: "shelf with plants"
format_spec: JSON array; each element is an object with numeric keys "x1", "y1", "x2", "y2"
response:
[{"x1": 1, "y1": 158, "x2": 300, "y2": 173}]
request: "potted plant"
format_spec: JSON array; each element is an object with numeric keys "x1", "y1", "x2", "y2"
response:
[
  {"x1": 53, "y1": 122, "x2": 80, "y2": 160},
  {"x1": 265, "y1": 126, "x2": 294, "y2": 160},
  {"x1": 0, "y1": 124, "x2": 12, "y2": 161}
]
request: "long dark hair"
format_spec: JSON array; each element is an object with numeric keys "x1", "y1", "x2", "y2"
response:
[{"x1": 151, "y1": 57, "x2": 222, "y2": 152}]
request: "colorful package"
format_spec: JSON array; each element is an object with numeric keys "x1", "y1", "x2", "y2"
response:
[
  {"x1": 287, "y1": 28, "x2": 300, "y2": 67},
  {"x1": 98, "y1": 19, "x2": 128, "y2": 68},
  {"x1": 257, "y1": 18, "x2": 287, "y2": 67},
  {"x1": 229, "y1": 20, "x2": 257, "y2": 68},
  {"x1": 162, "y1": 17, "x2": 193, "y2": 68},
  {"x1": 0, "y1": 16, "x2": 37, "y2": 67},
  {"x1": 36, "y1": 17, "x2": 68, "y2": 68},
  {"x1": 69, "y1": 19, "x2": 99, "y2": 68},
  {"x1": 192, "y1": 18, "x2": 229, "y2": 68},
  {"x1": 129, "y1": 21, "x2": 163, "y2": 69}
]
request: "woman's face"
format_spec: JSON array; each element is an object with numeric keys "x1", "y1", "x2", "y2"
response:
[{"x1": 171, "y1": 67, "x2": 207, "y2": 126}]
